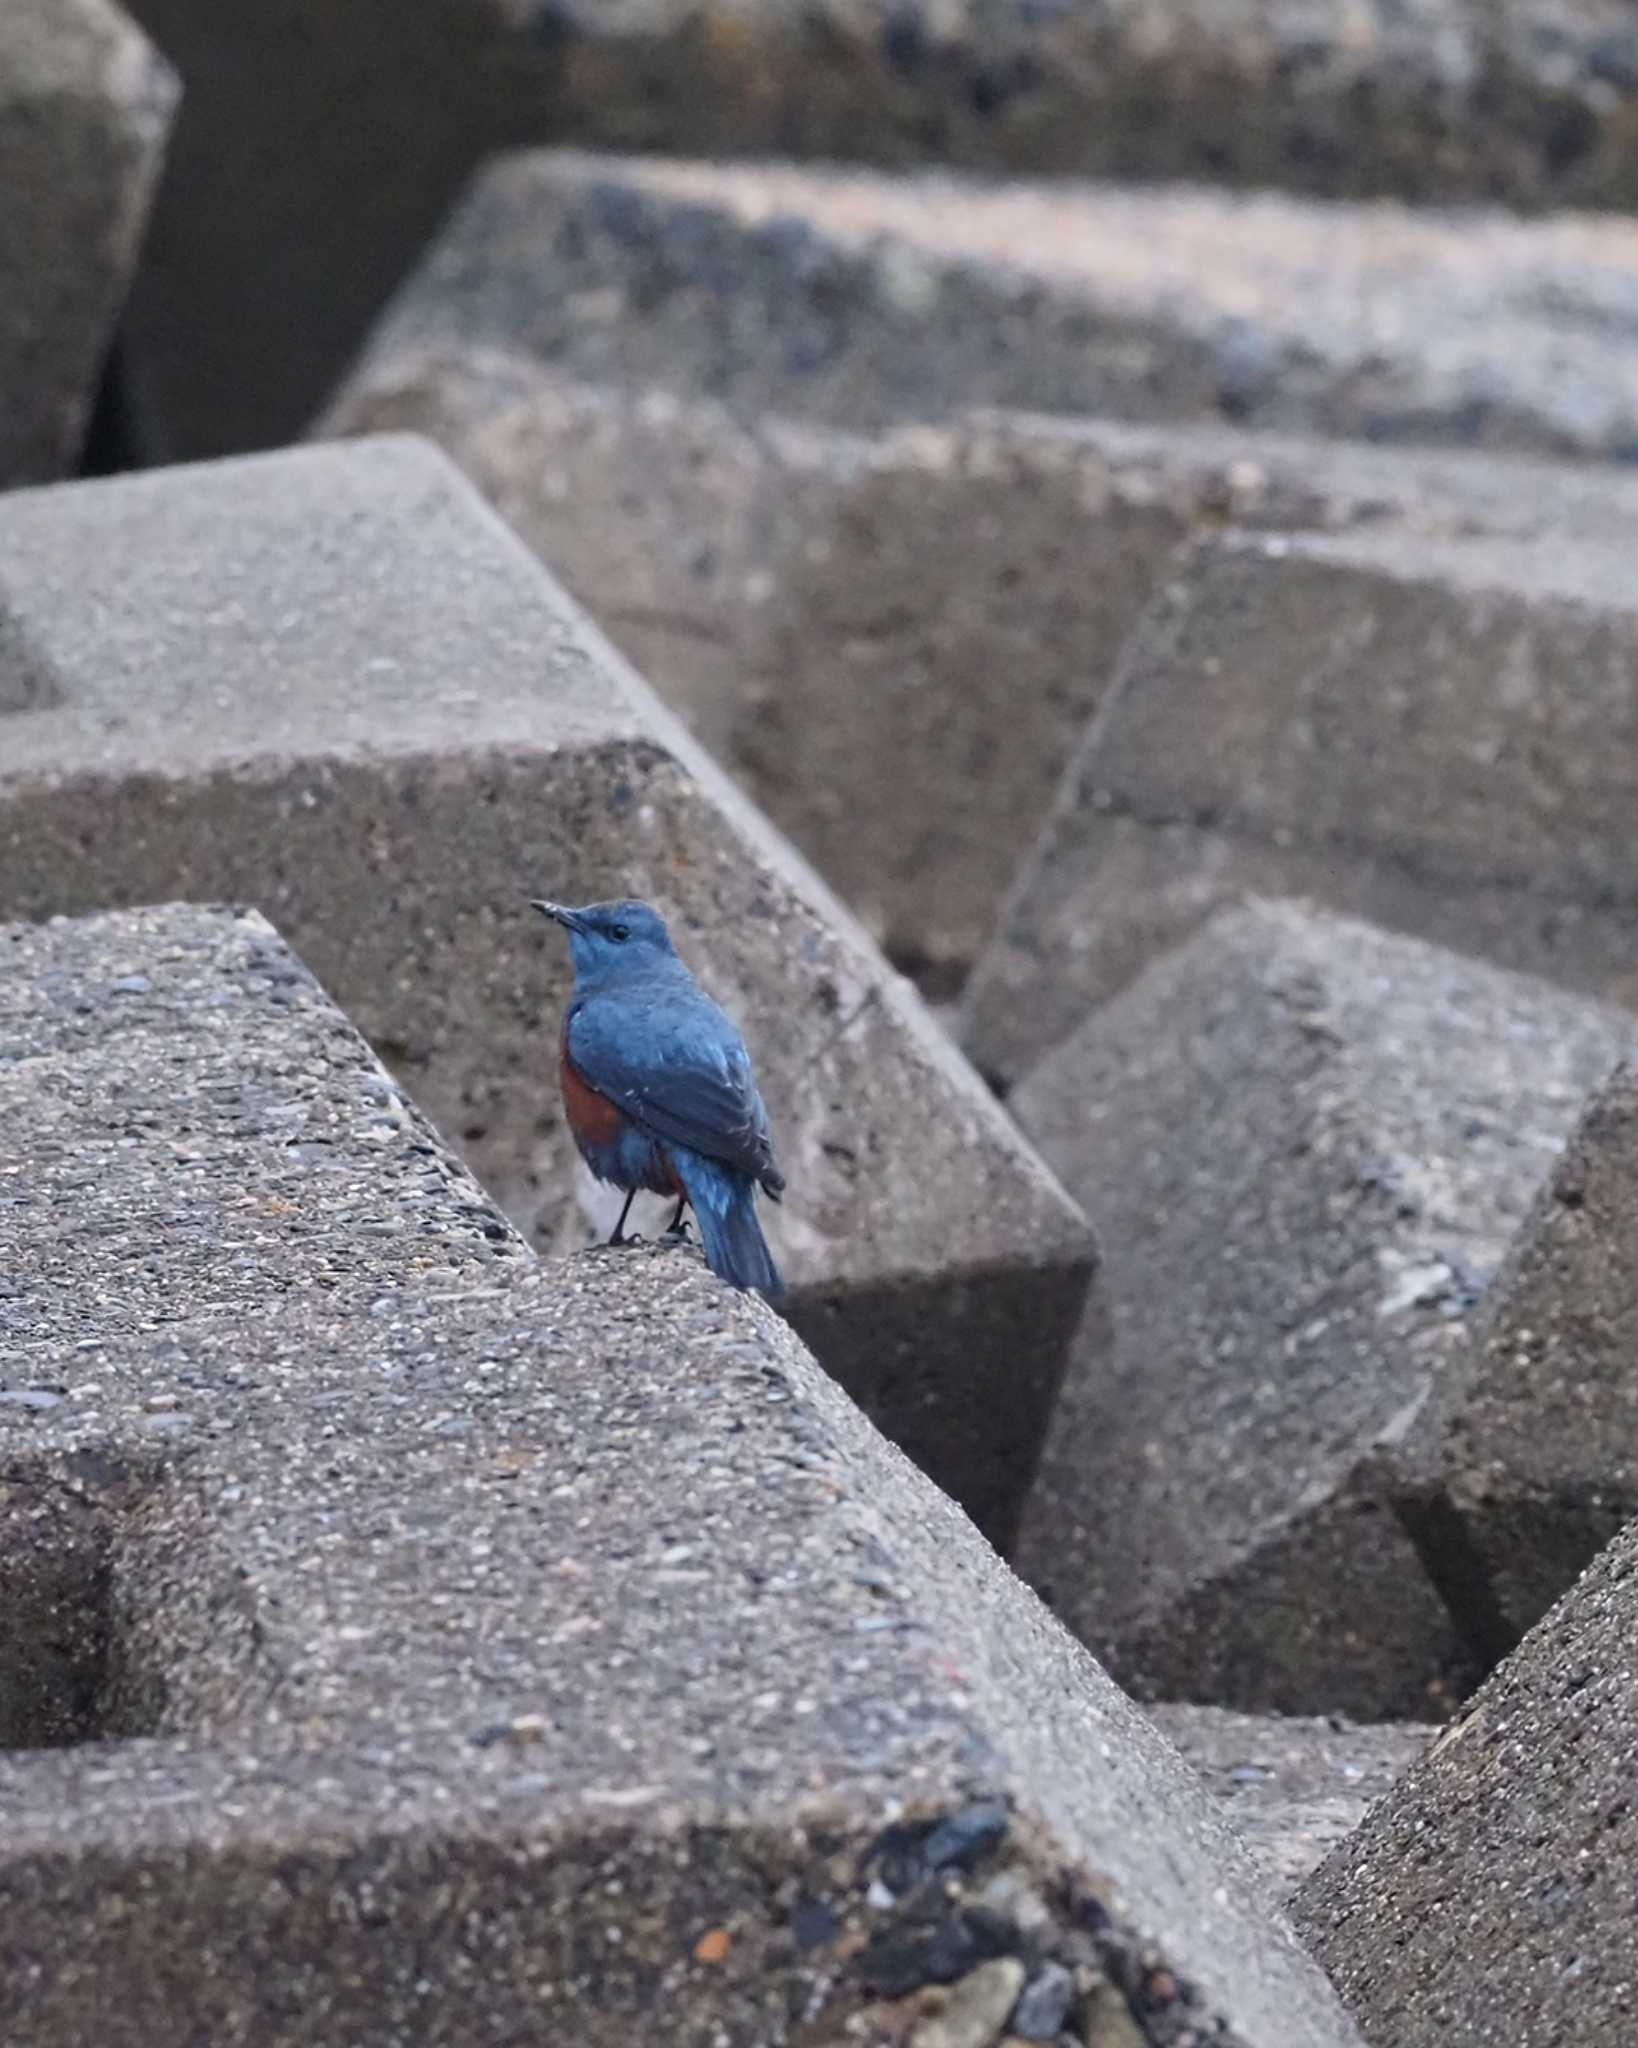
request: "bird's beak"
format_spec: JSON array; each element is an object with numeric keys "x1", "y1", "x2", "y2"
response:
[{"x1": 530, "y1": 899, "x2": 588, "y2": 935}]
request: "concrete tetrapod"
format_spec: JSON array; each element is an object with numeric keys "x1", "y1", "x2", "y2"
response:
[
  {"x1": 965, "y1": 521, "x2": 1638, "y2": 1087},
  {"x1": 0, "y1": 0, "x2": 176, "y2": 484},
  {"x1": 0, "y1": 435, "x2": 1093, "y2": 1548},
  {"x1": 344, "y1": 149, "x2": 1638, "y2": 460},
  {"x1": 1294, "y1": 1512, "x2": 1638, "y2": 2047},
  {"x1": 1005, "y1": 900, "x2": 1637, "y2": 1717},
  {"x1": 1387, "y1": 1060, "x2": 1638, "y2": 1660},
  {"x1": 0, "y1": 903, "x2": 1362, "y2": 2048},
  {"x1": 106, "y1": 0, "x2": 1638, "y2": 455}
]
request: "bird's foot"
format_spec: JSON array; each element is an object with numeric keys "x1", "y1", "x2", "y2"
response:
[{"x1": 661, "y1": 1220, "x2": 693, "y2": 1246}]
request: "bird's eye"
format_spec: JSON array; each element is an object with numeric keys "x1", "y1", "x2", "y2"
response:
[{"x1": 610, "y1": 923, "x2": 631, "y2": 943}]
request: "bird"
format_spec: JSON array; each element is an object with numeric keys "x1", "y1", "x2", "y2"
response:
[{"x1": 531, "y1": 897, "x2": 785, "y2": 1295}]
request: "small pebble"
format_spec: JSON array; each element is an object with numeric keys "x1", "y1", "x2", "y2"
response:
[
  {"x1": 910, "y1": 1958, "x2": 1027, "y2": 2048},
  {"x1": 1010, "y1": 1961, "x2": 1075, "y2": 2039}
]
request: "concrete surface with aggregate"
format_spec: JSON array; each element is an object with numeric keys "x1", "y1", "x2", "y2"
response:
[
  {"x1": 965, "y1": 518, "x2": 1638, "y2": 1087},
  {"x1": 0, "y1": 903, "x2": 1361, "y2": 2048},
  {"x1": 1007, "y1": 899, "x2": 1636, "y2": 1717},
  {"x1": 330, "y1": 309, "x2": 1638, "y2": 996},
  {"x1": 108, "y1": 0, "x2": 1638, "y2": 460},
  {"x1": 1147, "y1": 1705, "x2": 1436, "y2": 1900},
  {"x1": 1388, "y1": 1059, "x2": 1638, "y2": 1660},
  {"x1": 359, "y1": 149, "x2": 1638, "y2": 463},
  {"x1": 1295, "y1": 1512, "x2": 1638, "y2": 2045}
]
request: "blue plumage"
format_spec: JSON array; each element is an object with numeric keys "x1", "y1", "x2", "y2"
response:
[{"x1": 534, "y1": 897, "x2": 785, "y2": 1296}]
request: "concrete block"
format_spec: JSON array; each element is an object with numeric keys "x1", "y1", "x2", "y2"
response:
[
  {"x1": 328, "y1": 357, "x2": 1638, "y2": 995},
  {"x1": 0, "y1": 0, "x2": 176, "y2": 484},
  {"x1": 965, "y1": 520, "x2": 1638, "y2": 1088},
  {"x1": 493, "y1": 0, "x2": 1638, "y2": 212},
  {"x1": 0, "y1": 904, "x2": 1362, "y2": 2048},
  {"x1": 347, "y1": 149, "x2": 1638, "y2": 463},
  {"x1": 105, "y1": 0, "x2": 1638, "y2": 456},
  {"x1": 1006, "y1": 899, "x2": 1636, "y2": 1717},
  {"x1": 1147, "y1": 1705, "x2": 1435, "y2": 1901},
  {"x1": 0, "y1": 434, "x2": 1093, "y2": 1548},
  {"x1": 1390, "y1": 1060, "x2": 1638, "y2": 1658},
  {"x1": 0, "y1": 903, "x2": 528, "y2": 1355},
  {"x1": 1294, "y1": 1514, "x2": 1638, "y2": 2046}
]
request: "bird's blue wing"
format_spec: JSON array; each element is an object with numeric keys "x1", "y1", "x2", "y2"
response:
[{"x1": 568, "y1": 990, "x2": 781, "y2": 1186}]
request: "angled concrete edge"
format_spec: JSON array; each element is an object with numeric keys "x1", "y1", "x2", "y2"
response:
[
  {"x1": 964, "y1": 520, "x2": 1638, "y2": 1086},
  {"x1": 1386, "y1": 1059, "x2": 1638, "y2": 1659}
]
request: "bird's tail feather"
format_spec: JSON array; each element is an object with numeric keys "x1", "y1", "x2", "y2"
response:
[{"x1": 676, "y1": 1152, "x2": 783, "y2": 1297}]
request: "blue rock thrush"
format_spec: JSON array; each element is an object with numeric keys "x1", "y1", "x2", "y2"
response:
[{"x1": 532, "y1": 897, "x2": 785, "y2": 1295}]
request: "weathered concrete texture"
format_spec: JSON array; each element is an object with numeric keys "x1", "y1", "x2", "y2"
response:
[
  {"x1": 498, "y1": 0, "x2": 1638, "y2": 211},
  {"x1": 1147, "y1": 1706, "x2": 1435, "y2": 1901},
  {"x1": 352, "y1": 150, "x2": 1638, "y2": 465},
  {"x1": 1294, "y1": 1516, "x2": 1638, "y2": 2046},
  {"x1": 328, "y1": 360, "x2": 1638, "y2": 994},
  {"x1": 1007, "y1": 900, "x2": 1637, "y2": 1718},
  {"x1": 1389, "y1": 1060, "x2": 1638, "y2": 1661},
  {"x1": 0, "y1": 904, "x2": 528, "y2": 1358},
  {"x1": 101, "y1": 0, "x2": 1638, "y2": 457},
  {"x1": 0, "y1": 434, "x2": 1093, "y2": 1549},
  {"x1": 965, "y1": 520, "x2": 1638, "y2": 1089},
  {"x1": 0, "y1": 906, "x2": 1362, "y2": 2048},
  {"x1": 0, "y1": 0, "x2": 176, "y2": 484}
]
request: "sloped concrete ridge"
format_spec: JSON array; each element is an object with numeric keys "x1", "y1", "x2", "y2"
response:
[
  {"x1": 1392, "y1": 1060, "x2": 1638, "y2": 1657},
  {"x1": 1294, "y1": 1514, "x2": 1638, "y2": 2046},
  {"x1": 0, "y1": 903, "x2": 1362, "y2": 2048},
  {"x1": 351, "y1": 150, "x2": 1638, "y2": 460},
  {"x1": 1006, "y1": 900, "x2": 1636, "y2": 1717},
  {"x1": 965, "y1": 520, "x2": 1638, "y2": 1088},
  {"x1": 1147, "y1": 1706, "x2": 1436, "y2": 1901},
  {"x1": 0, "y1": 434, "x2": 1092, "y2": 1547},
  {"x1": 327, "y1": 351, "x2": 1638, "y2": 992},
  {"x1": 0, "y1": 0, "x2": 177, "y2": 484}
]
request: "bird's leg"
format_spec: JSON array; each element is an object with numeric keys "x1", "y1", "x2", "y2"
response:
[
  {"x1": 607, "y1": 1188, "x2": 638, "y2": 1247},
  {"x1": 662, "y1": 1195, "x2": 691, "y2": 1244}
]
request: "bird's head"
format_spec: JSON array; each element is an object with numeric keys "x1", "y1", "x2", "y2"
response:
[{"x1": 530, "y1": 897, "x2": 679, "y2": 984}]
